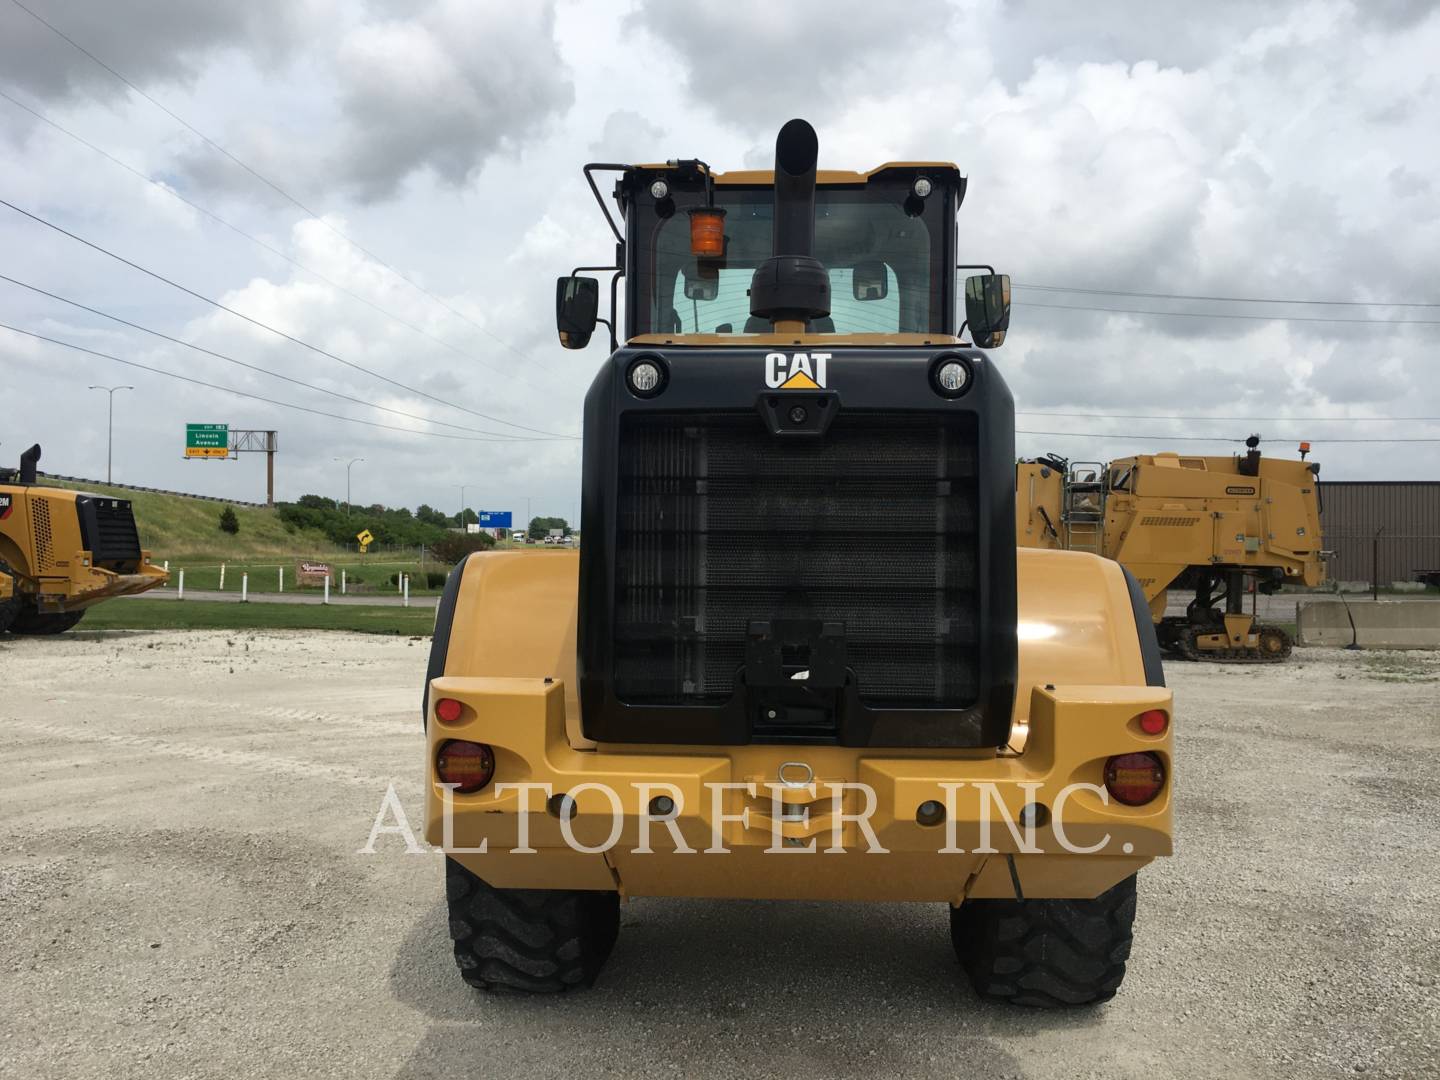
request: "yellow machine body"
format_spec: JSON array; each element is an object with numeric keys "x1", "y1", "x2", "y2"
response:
[
  {"x1": 424, "y1": 548, "x2": 1171, "y2": 904},
  {"x1": 0, "y1": 482, "x2": 167, "y2": 619},
  {"x1": 1017, "y1": 449, "x2": 1324, "y2": 660}
]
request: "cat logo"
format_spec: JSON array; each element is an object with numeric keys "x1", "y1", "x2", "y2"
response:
[
  {"x1": 0, "y1": 493, "x2": 12, "y2": 521},
  {"x1": 764, "y1": 351, "x2": 829, "y2": 390}
]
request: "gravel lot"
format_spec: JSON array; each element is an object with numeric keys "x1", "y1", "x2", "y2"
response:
[{"x1": 2, "y1": 631, "x2": 1437, "y2": 1080}]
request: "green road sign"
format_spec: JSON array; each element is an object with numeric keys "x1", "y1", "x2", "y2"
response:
[{"x1": 185, "y1": 423, "x2": 229, "y2": 459}]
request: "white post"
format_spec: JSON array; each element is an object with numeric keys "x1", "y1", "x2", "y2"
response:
[
  {"x1": 278, "y1": 566, "x2": 284, "y2": 593},
  {"x1": 177, "y1": 569, "x2": 185, "y2": 601},
  {"x1": 341, "y1": 569, "x2": 347, "y2": 595},
  {"x1": 163, "y1": 559, "x2": 169, "y2": 573},
  {"x1": 219, "y1": 563, "x2": 226, "y2": 591},
  {"x1": 241, "y1": 573, "x2": 249, "y2": 603},
  {"x1": 397, "y1": 570, "x2": 403, "y2": 594},
  {"x1": 324, "y1": 575, "x2": 330, "y2": 605},
  {"x1": 403, "y1": 574, "x2": 410, "y2": 608}
]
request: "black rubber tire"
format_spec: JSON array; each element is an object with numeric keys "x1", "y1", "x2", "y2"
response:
[
  {"x1": 0, "y1": 562, "x2": 19, "y2": 635},
  {"x1": 445, "y1": 857, "x2": 620, "y2": 993},
  {"x1": 950, "y1": 874, "x2": 1137, "y2": 1008},
  {"x1": 7, "y1": 603, "x2": 85, "y2": 635}
]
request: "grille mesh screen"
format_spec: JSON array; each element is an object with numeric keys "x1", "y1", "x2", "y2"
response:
[
  {"x1": 614, "y1": 412, "x2": 980, "y2": 706},
  {"x1": 90, "y1": 500, "x2": 141, "y2": 563}
]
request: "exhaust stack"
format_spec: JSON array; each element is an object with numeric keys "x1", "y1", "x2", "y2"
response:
[
  {"x1": 749, "y1": 119, "x2": 830, "y2": 329},
  {"x1": 19, "y1": 443, "x2": 40, "y2": 485}
]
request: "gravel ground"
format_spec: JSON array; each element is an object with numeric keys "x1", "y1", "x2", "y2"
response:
[{"x1": 2, "y1": 630, "x2": 1437, "y2": 1080}]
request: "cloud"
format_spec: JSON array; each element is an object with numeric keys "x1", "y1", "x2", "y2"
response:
[
  {"x1": 329, "y1": 0, "x2": 574, "y2": 201},
  {"x1": 0, "y1": 0, "x2": 314, "y2": 103}
]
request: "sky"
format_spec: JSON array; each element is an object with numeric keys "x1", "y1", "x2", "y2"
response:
[{"x1": 1, "y1": 0, "x2": 1437, "y2": 521}]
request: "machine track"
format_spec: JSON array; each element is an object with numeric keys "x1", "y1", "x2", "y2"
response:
[{"x1": 1162, "y1": 622, "x2": 1293, "y2": 664}]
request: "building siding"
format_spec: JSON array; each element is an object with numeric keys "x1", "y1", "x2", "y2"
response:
[{"x1": 1319, "y1": 481, "x2": 1440, "y2": 583}]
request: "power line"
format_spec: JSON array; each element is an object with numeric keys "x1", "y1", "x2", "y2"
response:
[
  {"x1": 0, "y1": 197, "x2": 576, "y2": 437},
  {"x1": 1016, "y1": 298, "x2": 1440, "y2": 326},
  {"x1": 1014, "y1": 282, "x2": 1440, "y2": 309},
  {"x1": 0, "y1": 274, "x2": 570, "y2": 441},
  {"x1": 0, "y1": 84, "x2": 570, "y2": 391},
  {"x1": 0, "y1": 322, "x2": 571, "y2": 443},
  {"x1": 6, "y1": 0, "x2": 561, "y2": 376},
  {"x1": 1017, "y1": 429, "x2": 1440, "y2": 444},
  {"x1": 1018, "y1": 410, "x2": 1440, "y2": 423}
]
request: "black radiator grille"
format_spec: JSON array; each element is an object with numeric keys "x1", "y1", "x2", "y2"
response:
[
  {"x1": 614, "y1": 412, "x2": 981, "y2": 706},
  {"x1": 79, "y1": 497, "x2": 142, "y2": 565}
]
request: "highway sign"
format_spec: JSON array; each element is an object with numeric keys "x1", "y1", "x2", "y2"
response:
[
  {"x1": 477, "y1": 511, "x2": 512, "y2": 528},
  {"x1": 185, "y1": 423, "x2": 229, "y2": 459}
]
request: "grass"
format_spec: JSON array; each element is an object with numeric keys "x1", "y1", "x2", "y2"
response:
[
  {"x1": 80, "y1": 598, "x2": 436, "y2": 635},
  {"x1": 159, "y1": 557, "x2": 452, "y2": 595},
  {"x1": 41, "y1": 477, "x2": 334, "y2": 558}
]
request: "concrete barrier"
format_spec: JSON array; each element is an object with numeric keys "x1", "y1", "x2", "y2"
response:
[{"x1": 1296, "y1": 598, "x2": 1440, "y2": 649}]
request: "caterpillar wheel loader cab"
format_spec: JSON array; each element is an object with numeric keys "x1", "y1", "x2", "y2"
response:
[
  {"x1": 424, "y1": 121, "x2": 1173, "y2": 1006},
  {"x1": 0, "y1": 444, "x2": 168, "y2": 635},
  {"x1": 1017, "y1": 439, "x2": 1325, "y2": 662}
]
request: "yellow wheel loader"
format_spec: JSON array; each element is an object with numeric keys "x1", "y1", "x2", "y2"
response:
[
  {"x1": 423, "y1": 121, "x2": 1173, "y2": 1007},
  {"x1": 1017, "y1": 440, "x2": 1325, "y2": 662},
  {"x1": 0, "y1": 444, "x2": 167, "y2": 634}
]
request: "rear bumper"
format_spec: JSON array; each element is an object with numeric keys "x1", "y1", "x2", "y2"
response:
[{"x1": 423, "y1": 678, "x2": 1173, "y2": 903}]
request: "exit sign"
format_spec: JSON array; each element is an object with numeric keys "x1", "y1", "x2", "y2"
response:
[{"x1": 185, "y1": 423, "x2": 229, "y2": 459}]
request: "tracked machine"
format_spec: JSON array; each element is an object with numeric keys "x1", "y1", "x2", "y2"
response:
[
  {"x1": 1017, "y1": 438, "x2": 1325, "y2": 662},
  {"x1": 0, "y1": 444, "x2": 167, "y2": 634},
  {"x1": 422, "y1": 121, "x2": 1174, "y2": 1007}
]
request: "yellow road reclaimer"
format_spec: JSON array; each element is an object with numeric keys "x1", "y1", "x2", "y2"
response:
[
  {"x1": 422, "y1": 121, "x2": 1173, "y2": 1007},
  {"x1": 1016, "y1": 438, "x2": 1325, "y2": 662},
  {"x1": 0, "y1": 444, "x2": 167, "y2": 634}
]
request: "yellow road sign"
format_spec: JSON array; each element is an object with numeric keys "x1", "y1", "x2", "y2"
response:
[{"x1": 184, "y1": 447, "x2": 229, "y2": 459}]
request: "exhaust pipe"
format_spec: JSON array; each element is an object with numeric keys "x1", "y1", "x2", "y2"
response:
[
  {"x1": 750, "y1": 119, "x2": 830, "y2": 328},
  {"x1": 19, "y1": 443, "x2": 40, "y2": 485}
]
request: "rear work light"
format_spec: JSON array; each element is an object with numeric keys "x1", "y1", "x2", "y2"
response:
[
  {"x1": 1104, "y1": 752, "x2": 1166, "y2": 807},
  {"x1": 1137, "y1": 709, "x2": 1169, "y2": 736},
  {"x1": 436, "y1": 740, "x2": 495, "y2": 794},
  {"x1": 434, "y1": 697, "x2": 464, "y2": 724}
]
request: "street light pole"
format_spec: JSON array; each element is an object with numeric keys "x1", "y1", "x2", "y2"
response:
[
  {"x1": 334, "y1": 457, "x2": 364, "y2": 509},
  {"x1": 457, "y1": 484, "x2": 473, "y2": 528},
  {"x1": 88, "y1": 385, "x2": 133, "y2": 483}
]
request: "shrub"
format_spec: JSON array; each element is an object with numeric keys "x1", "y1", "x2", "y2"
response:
[
  {"x1": 218, "y1": 506, "x2": 240, "y2": 535},
  {"x1": 429, "y1": 532, "x2": 497, "y2": 564}
]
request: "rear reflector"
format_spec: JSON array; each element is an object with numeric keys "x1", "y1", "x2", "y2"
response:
[
  {"x1": 1104, "y1": 751, "x2": 1165, "y2": 807},
  {"x1": 436, "y1": 740, "x2": 495, "y2": 794},
  {"x1": 434, "y1": 697, "x2": 464, "y2": 724},
  {"x1": 1137, "y1": 709, "x2": 1169, "y2": 736}
]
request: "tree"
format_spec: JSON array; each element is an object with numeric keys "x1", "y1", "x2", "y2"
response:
[
  {"x1": 415, "y1": 504, "x2": 449, "y2": 527},
  {"x1": 528, "y1": 515, "x2": 570, "y2": 538},
  {"x1": 430, "y1": 532, "x2": 497, "y2": 564},
  {"x1": 456, "y1": 508, "x2": 478, "y2": 527},
  {"x1": 218, "y1": 506, "x2": 240, "y2": 535}
]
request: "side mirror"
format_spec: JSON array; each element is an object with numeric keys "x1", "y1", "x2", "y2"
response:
[
  {"x1": 964, "y1": 273, "x2": 1010, "y2": 348},
  {"x1": 555, "y1": 276, "x2": 599, "y2": 349},
  {"x1": 852, "y1": 260, "x2": 888, "y2": 301}
]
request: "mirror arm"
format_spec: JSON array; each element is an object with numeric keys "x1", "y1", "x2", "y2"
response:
[
  {"x1": 583, "y1": 164, "x2": 628, "y2": 244},
  {"x1": 956, "y1": 263, "x2": 996, "y2": 275},
  {"x1": 957, "y1": 319, "x2": 969, "y2": 343}
]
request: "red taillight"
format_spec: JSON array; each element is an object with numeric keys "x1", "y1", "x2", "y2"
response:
[
  {"x1": 434, "y1": 696, "x2": 464, "y2": 724},
  {"x1": 1137, "y1": 709, "x2": 1169, "y2": 736},
  {"x1": 1105, "y1": 752, "x2": 1165, "y2": 807},
  {"x1": 436, "y1": 740, "x2": 495, "y2": 793}
]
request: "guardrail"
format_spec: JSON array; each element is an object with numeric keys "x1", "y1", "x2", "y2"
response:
[{"x1": 35, "y1": 472, "x2": 267, "y2": 508}]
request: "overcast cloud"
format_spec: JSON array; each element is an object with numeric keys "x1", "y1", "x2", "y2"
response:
[{"x1": 1, "y1": 0, "x2": 1437, "y2": 525}]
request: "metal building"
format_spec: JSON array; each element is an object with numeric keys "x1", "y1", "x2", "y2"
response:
[{"x1": 1319, "y1": 481, "x2": 1440, "y2": 585}]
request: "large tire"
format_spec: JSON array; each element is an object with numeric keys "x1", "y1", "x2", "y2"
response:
[
  {"x1": 8, "y1": 603, "x2": 85, "y2": 635},
  {"x1": 0, "y1": 562, "x2": 19, "y2": 635},
  {"x1": 950, "y1": 873, "x2": 1137, "y2": 1008},
  {"x1": 445, "y1": 857, "x2": 620, "y2": 993}
]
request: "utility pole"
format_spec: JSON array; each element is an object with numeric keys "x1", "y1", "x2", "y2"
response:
[
  {"x1": 457, "y1": 483, "x2": 476, "y2": 528},
  {"x1": 88, "y1": 385, "x2": 133, "y2": 483},
  {"x1": 334, "y1": 457, "x2": 364, "y2": 509}
]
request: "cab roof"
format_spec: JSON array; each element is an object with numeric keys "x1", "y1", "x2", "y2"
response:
[{"x1": 630, "y1": 162, "x2": 962, "y2": 185}]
